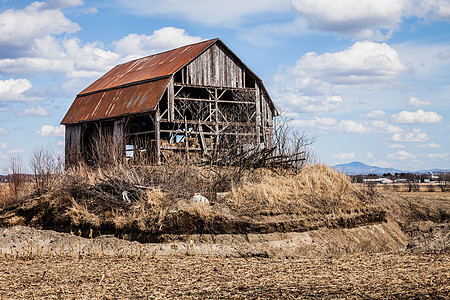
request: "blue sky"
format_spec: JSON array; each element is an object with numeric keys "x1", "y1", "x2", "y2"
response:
[{"x1": 0, "y1": 0, "x2": 449, "y2": 172}]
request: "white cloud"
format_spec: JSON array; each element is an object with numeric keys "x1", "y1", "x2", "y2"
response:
[
  {"x1": 57, "y1": 141, "x2": 64, "y2": 146},
  {"x1": 362, "y1": 110, "x2": 386, "y2": 119},
  {"x1": 0, "y1": 2, "x2": 80, "y2": 53},
  {"x1": 0, "y1": 128, "x2": 7, "y2": 135},
  {"x1": 387, "y1": 150, "x2": 415, "y2": 160},
  {"x1": 366, "y1": 152, "x2": 374, "y2": 159},
  {"x1": 332, "y1": 152, "x2": 355, "y2": 160},
  {"x1": 393, "y1": 109, "x2": 443, "y2": 124},
  {"x1": 291, "y1": 117, "x2": 402, "y2": 135},
  {"x1": 370, "y1": 160, "x2": 391, "y2": 168},
  {"x1": 276, "y1": 93, "x2": 343, "y2": 113},
  {"x1": 406, "y1": 0, "x2": 450, "y2": 22},
  {"x1": 114, "y1": 27, "x2": 202, "y2": 59},
  {"x1": 16, "y1": 106, "x2": 49, "y2": 117},
  {"x1": 292, "y1": 0, "x2": 450, "y2": 40},
  {"x1": 428, "y1": 152, "x2": 449, "y2": 159},
  {"x1": 416, "y1": 143, "x2": 442, "y2": 149},
  {"x1": 0, "y1": 79, "x2": 41, "y2": 102},
  {"x1": 392, "y1": 128, "x2": 429, "y2": 142},
  {"x1": 0, "y1": 142, "x2": 7, "y2": 149},
  {"x1": 292, "y1": 0, "x2": 403, "y2": 40},
  {"x1": 338, "y1": 120, "x2": 370, "y2": 134},
  {"x1": 408, "y1": 97, "x2": 431, "y2": 108},
  {"x1": 291, "y1": 116, "x2": 338, "y2": 129},
  {"x1": 37, "y1": 125, "x2": 64, "y2": 136},
  {"x1": 276, "y1": 41, "x2": 408, "y2": 96},
  {"x1": 0, "y1": 26, "x2": 202, "y2": 79},
  {"x1": 114, "y1": 0, "x2": 291, "y2": 26},
  {"x1": 369, "y1": 120, "x2": 403, "y2": 134},
  {"x1": 387, "y1": 144, "x2": 405, "y2": 149}
]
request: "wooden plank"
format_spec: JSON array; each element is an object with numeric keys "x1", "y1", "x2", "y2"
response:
[
  {"x1": 65, "y1": 125, "x2": 81, "y2": 166},
  {"x1": 198, "y1": 121, "x2": 208, "y2": 155},
  {"x1": 173, "y1": 82, "x2": 256, "y2": 91},
  {"x1": 168, "y1": 77, "x2": 174, "y2": 122},
  {"x1": 174, "y1": 96, "x2": 254, "y2": 105},
  {"x1": 184, "y1": 116, "x2": 189, "y2": 161},
  {"x1": 255, "y1": 85, "x2": 261, "y2": 145},
  {"x1": 113, "y1": 118, "x2": 124, "y2": 161},
  {"x1": 155, "y1": 110, "x2": 161, "y2": 165}
]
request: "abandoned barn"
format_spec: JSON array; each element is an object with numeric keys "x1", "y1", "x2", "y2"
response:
[{"x1": 61, "y1": 38, "x2": 278, "y2": 165}]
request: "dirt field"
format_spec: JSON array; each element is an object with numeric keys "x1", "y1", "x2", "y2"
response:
[{"x1": 0, "y1": 252, "x2": 448, "y2": 299}]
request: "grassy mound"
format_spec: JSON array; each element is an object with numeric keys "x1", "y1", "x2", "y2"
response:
[
  {"x1": 0, "y1": 164, "x2": 382, "y2": 238},
  {"x1": 227, "y1": 164, "x2": 367, "y2": 216}
]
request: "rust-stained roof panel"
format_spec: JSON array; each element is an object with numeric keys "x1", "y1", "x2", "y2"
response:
[
  {"x1": 61, "y1": 78, "x2": 170, "y2": 125},
  {"x1": 79, "y1": 39, "x2": 217, "y2": 95}
]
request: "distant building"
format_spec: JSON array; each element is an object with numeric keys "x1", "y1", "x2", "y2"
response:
[{"x1": 363, "y1": 178, "x2": 393, "y2": 184}]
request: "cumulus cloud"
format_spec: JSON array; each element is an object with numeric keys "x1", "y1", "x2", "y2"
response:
[
  {"x1": 370, "y1": 160, "x2": 391, "y2": 168},
  {"x1": 292, "y1": 0, "x2": 450, "y2": 40},
  {"x1": 369, "y1": 120, "x2": 403, "y2": 134},
  {"x1": 276, "y1": 93, "x2": 343, "y2": 113},
  {"x1": 0, "y1": 142, "x2": 7, "y2": 149},
  {"x1": 0, "y1": 2, "x2": 80, "y2": 55},
  {"x1": 114, "y1": 27, "x2": 202, "y2": 59},
  {"x1": 291, "y1": 117, "x2": 402, "y2": 135},
  {"x1": 0, "y1": 128, "x2": 7, "y2": 135},
  {"x1": 387, "y1": 144, "x2": 405, "y2": 149},
  {"x1": 275, "y1": 41, "x2": 408, "y2": 96},
  {"x1": 292, "y1": 0, "x2": 403, "y2": 40},
  {"x1": 114, "y1": 0, "x2": 290, "y2": 26},
  {"x1": 428, "y1": 152, "x2": 449, "y2": 159},
  {"x1": 332, "y1": 152, "x2": 355, "y2": 160},
  {"x1": 416, "y1": 143, "x2": 442, "y2": 148},
  {"x1": 16, "y1": 106, "x2": 49, "y2": 118},
  {"x1": 291, "y1": 116, "x2": 338, "y2": 129},
  {"x1": 387, "y1": 150, "x2": 415, "y2": 160},
  {"x1": 0, "y1": 79, "x2": 42, "y2": 102},
  {"x1": 393, "y1": 109, "x2": 443, "y2": 124},
  {"x1": 392, "y1": 128, "x2": 429, "y2": 142},
  {"x1": 362, "y1": 110, "x2": 386, "y2": 119},
  {"x1": 37, "y1": 125, "x2": 64, "y2": 136},
  {"x1": 408, "y1": 97, "x2": 431, "y2": 108},
  {"x1": 338, "y1": 120, "x2": 370, "y2": 134}
]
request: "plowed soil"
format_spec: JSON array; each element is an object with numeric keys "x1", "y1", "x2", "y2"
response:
[{"x1": 0, "y1": 253, "x2": 448, "y2": 299}]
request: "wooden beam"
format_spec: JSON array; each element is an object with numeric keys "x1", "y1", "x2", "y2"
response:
[
  {"x1": 174, "y1": 96, "x2": 254, "y2": 105},
  {"x1": 184, "y1": 116, "x2": 189, "y2": 161},
  {"x1": 159, "y1": 118, "x2": 256, "y2": 127},
  {"x1": 198, "y1": 121, "x2": 208, "y2": 155},
  {"x1": 155, "y1": 110, "x2": 161, "y2": 165},
  {"x1": 173, "y1": 82, "x2": 256, "y2": 91},
  {"x1": 168, "y1": 77, "x2": 174, "y2": 122}
]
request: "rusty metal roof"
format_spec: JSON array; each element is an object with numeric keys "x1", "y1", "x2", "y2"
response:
[
  {"x1": 61, "y1": 77, "x2": 170, "y2": 125},
  {"x1": 79, "y1": 39, "x2": 218, "y2": 96}
]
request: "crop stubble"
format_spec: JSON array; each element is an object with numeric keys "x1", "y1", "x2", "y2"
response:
[{"x1": 0, "y1": 252, "x2": 448, "y2": 299}]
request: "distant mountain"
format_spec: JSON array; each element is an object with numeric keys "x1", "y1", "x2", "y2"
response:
[
  {"x1": 333, "y1": 162, "x2": 404, "y2": 175},
  {"x1": 333, "y1": 161, "x2": 450, "y2": 175}
]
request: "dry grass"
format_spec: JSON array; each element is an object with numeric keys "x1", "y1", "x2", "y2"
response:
[{"x1": 227, "y1": 164, "x2": 368, "y2": 216}]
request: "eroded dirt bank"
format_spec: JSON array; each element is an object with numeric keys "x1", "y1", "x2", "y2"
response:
[{"x1": 0, "y1": 221, "x2": 414, "y2": 258}]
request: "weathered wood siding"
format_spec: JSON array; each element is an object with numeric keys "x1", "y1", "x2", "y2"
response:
[
  {"x1": 184, "y1": 44, "x2": 245, "y2": 88},
  {"x1": 65, "y1": 125, "x2": 81, "y2": 165}
]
